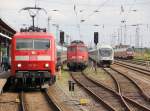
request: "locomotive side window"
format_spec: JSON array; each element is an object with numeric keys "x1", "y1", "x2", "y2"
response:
[
  {"x1": 16, "y1": 39, "x2": 33, "y2": 50},
  {"x1": 16, "y1": 39, "x2": 50, "y2": 50},
  {"x1": 34, "y1": 39, "x2": 50, "y2": 50}
]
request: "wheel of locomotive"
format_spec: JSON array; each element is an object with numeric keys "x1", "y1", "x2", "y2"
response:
[
  {"x1": 51, "y1": 75, "x2": 56, "y2": 84},
  {"x1": 49, "y1": 75, "x2": 56, "y2": 85},
  {"x1": 69, "y1": 66, "x2": 73, "y2": 71}
]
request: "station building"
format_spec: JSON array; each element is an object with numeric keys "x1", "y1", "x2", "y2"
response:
[{"x1": 0, "y1": 18, "x2": 16, "y2": 64}]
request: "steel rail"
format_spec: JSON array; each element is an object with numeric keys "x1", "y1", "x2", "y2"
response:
[
  {"x1": 118, "y1": 59, "x2": 147, "y2": 66},
  {"x1": 71, "y1": 72, "x2": 131, "y2": 111},
  {"x1": 114, "y1": 60, "x2": 150, "y2": 76},
  {"x1": 42, "y1": 89, "x2": 63, "y2": 111},
  {"x1": 110, "y1": 66, "x2": 150, "y2": 100},
  {"x1": 19, "y1": 90, "x2": 62, "y2": 111},
  {"x1": 82, "y1": 72, "x2": 132, "y2": 111},
  {"x1": 89, "y1": 58, "x2": 150, "y2": 110},
  {"x1": 71, "y1": 72, "x2": 116, "y2": 111},
  {"x1": 19, "y1": 91, "x2": 26, "y2": 111},
  {"x1": 104, "y1": 68, "x2": 150, "y2": 111}
]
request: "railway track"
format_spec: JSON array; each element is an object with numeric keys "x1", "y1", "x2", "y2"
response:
[
  {"x1": 0, "y1": 92, "x2": 19, "y2": 111},
  {"x1": 104, "y1": 67, "x2": 150, "y2": 110},
  {"x1": 115, "y1": 59, "x2": 150, "y2": 67},
  {"x1": 71, "y1": 72, "x2": 130, "y2": 111},
  {"x1": 19, "y1": 90, "x2": 62, "y2": 111},
  {"x1": 114, "y1": 60, "x2": 150, "y2": 76},
  {"x1": 74, "y1": 66, "x2": 150, "y2": 110}
]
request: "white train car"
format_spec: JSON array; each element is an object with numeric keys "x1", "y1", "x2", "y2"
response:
[
  {"x1": 89, "y1": 44, "x2": 114, "y2": 66},
  {"x1": 56, "y1": 45, "x2": 67, "y2": 68}
]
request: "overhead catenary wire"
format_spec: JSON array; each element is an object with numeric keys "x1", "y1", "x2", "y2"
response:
[
  {"x1": 72, "y1": 0, "x2": 82, "y2": 39},
  {"x1": 40, "y1": 0, "x2": 150, "y2": 7},
  {"x1": 80, "y1": 0, "x2": 111, "y2": 23}
]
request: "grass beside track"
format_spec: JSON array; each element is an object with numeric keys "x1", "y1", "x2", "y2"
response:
[
  {"x1": 84, "y1": 67, "x2": 110, "y2": 81},
  {"x1": 83, "y1": 67, "x2": 114, "y2": 88},
  {"x1": 134, "y1": 53, "x2": 150, "y2": 61}
]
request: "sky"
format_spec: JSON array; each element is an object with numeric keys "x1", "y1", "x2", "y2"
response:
[{"x1": 0, "y1": 0, "x2": 150, "y2": 47}]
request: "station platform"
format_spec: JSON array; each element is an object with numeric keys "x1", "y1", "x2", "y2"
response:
[
  {"x1": 0, "y1": 70, "x2": 10, "y2": 93},
  {"x1": 0, "y1": 71, "x2": 10, "y2": 78}
]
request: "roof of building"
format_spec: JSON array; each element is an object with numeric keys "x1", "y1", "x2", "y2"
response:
[{"x1": 0, "y1": 18, "x2": 16, "y2": 34}]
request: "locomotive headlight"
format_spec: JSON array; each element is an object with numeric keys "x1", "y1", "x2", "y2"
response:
[
  {"x1": 17, "y1": 64, "x2": 22, "y2": 68},
  {"x1": 45, "y1": 63, "x2": 49, "y2": 68}
]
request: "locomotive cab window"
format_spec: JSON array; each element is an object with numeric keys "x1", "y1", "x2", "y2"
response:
[
  {"x1": 16, "y1": 39, "x2": 50, "y2": 50},
  {"x1": 68, "y1": 47, "x2": 76, "y2": 52},
  {"x1": 34, "y1": 39, "x2": 50, "y2": 50},
  {"x1": 127, "y1": 48, "x2": 133, "y2": 52},
  {"x1": 16, "y1": 39, "x2": 32, "y2": 50},
  {"x1": 78, "y1": 47, "x2": 87, "y2": 52},
  {"x1": 99, "y1": 48, "x2": 112, "y2": 57}
]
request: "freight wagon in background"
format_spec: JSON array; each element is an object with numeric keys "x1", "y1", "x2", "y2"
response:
[
  {"x1": 56, "y1": 45, "x2": 67, "y2": 69},
  {"x1": 67, "y1": 40, "x2": 88, "y2": 71},
  {"x1": 11, "y1": 31, "x2": 56, "y2": 87}
]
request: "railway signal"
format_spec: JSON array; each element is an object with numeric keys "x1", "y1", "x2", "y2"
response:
[
  {"x1": 94, "y1": 32, "x2": 99, "y2": 72},
  {"x1": 94, "y1": 32, "x2": 98, "y2": 45},
  {"x1": 60, "y1": 31, "x2": 64, "y2": 45}
]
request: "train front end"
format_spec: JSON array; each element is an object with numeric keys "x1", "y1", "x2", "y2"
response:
[
  {"x1": 11, "y1": 32, "x2": 56, "y2": 86},
  {"x1": 126, "y1": 48, "x2": 134, "y2": 59},
  {"x1": 67, "y1": 41, "x2": 88, "y2": 71},
  {"x1": 98, "y1": 45, "x2": 114, "y2": 66}
]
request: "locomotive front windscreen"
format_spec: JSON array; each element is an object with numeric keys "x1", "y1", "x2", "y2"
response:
[
  {"x1": 68, "y1": 46, "x2": 87, "y2": 52},
  {"x1": 99, "y1": 48, "x2": 112, "y2": 57},
  {"x1": 78, "y1": 47, "x2": 87, "y2": 52},
  {"x1": 127, "y1": 48, "x2": 133, "y2": 52},
  {"x1": 67, "y1": 47, "x2": 76, "y2": 52},
  {"x1": 16, "y1": 39, "x2": 50, "y2": 50}
]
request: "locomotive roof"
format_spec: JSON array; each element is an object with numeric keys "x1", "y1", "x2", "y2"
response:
[
  {"x1": 97, "y1": 44, "x2": 113, "y2": 49},
  {"x1": 71, "y1": 40, "x2": 84, "y2": 44},
  {"x1": 68, "y1": 40, "x2": 86, "y2": 47},
  {"x1": 14, "y1": 32, "x2": 54, "y2": 38},
  {"x1": 68, "y1": 43, "x2": 86, "y2": 47},
  {"x1": 89, "y1": 44, "x2": 113, "y2": 52}
]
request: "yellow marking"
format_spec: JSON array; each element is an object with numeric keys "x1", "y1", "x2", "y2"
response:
[
  {"x1": 15, "y1": 98, "x2": 20, "y2": 103},
  {"x1": 79, "y1": 99, "x2": 89, "y2": 105}
]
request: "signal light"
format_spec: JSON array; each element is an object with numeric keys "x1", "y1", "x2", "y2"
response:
[
  {"x1": 60, "y1": 31, "x2": 64, "y2": 44},
  {"x1": 94, "y1": 32, "x2": 98, "y2": 45}
]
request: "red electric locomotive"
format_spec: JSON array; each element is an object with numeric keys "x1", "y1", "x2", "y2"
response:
[
  {"x1": 67, "y1": 40, "x2": 88, "y2": 71},
  {"x1": 114, "y1": 45, "x2": 134, "y2": 59},
  {"x1": 11, "y1": 32, "x2": 56, "y2": 87}
]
